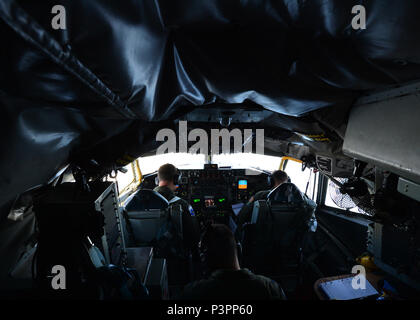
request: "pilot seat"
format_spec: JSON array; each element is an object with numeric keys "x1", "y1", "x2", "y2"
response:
[
  {"x1": 240, "y1": 183, "x2": 317, "y2": 290},
  {"x1": 123, "y1": 189, "x2": 170, "y2": 247},
  {"x1": 122, "y1": 189, "x2": 192, "y2": 293}
]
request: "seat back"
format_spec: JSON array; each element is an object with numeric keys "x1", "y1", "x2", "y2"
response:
[
  {"x1": 123, "y1": 189, "x2": 169, "y2": 246},
  {"x1": 268, "y1": 183, "x2": 316, "y2": 250},
  {"x1": 241, "y1": 183, "x2": 316, "y2": 276},
  {"x1": 125, "y1": 189, "x2": 169, "y2": 212}
]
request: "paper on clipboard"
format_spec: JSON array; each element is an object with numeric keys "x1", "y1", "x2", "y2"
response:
[{"x1": 319, "y1": 276, "x2": 379, "y2": 300}]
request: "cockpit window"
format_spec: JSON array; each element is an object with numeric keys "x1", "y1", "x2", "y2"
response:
[
  {"x1": 212, "y1": 153, "x2": 280, "y2": 171},
  {"x1": 115, "y1": 163, "x2": 135, "y2": 192},
  {"x1": 116, "y1": 153, "x2": 321, "y2": 199},
  {"x1": 137, "y1": 153, "x2": 206, "y2": 174},
  {"x1": 283, "y1": 159, "x2": 318, "y2": 201},
  {"x1": 115, "y1": 153, "x2": 205, "y2": 192}
]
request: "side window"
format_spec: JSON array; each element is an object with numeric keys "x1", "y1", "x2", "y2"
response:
[
  {"x1": 115, "y1": 163, "x2": 135, "y2": 193},
  {"x1": 283, "y1": 160, "x2": 318, "y2": 201}
]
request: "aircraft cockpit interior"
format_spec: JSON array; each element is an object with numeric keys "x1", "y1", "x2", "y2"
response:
[
  {"x1": 140, "y1": 164, "x2": 271, "y2": 224},
  {"x1": 2, "y1": 0, "x2": 420, "y2": 309}
]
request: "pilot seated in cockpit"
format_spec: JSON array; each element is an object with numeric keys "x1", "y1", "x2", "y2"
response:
[
  {"x1": 154, "y1": 163, "x2": 201, "y2": 256},
  {"x1": 236, "y1": 170, "x2": 289, "y2": 232}
]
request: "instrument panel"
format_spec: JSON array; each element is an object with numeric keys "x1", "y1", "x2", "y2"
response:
[{"x1": 140, "y1": 164, "x2": 271, "y2": 222}]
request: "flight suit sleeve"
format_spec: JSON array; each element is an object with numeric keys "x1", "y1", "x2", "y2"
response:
[
  {"x1": 235, "y1": 190, "x2": 268, "y2": 232},
  {"x1": 236, "y1": 202, "x2": 253, "y2": 228},
  {"x1": 234, "y1": 201, "x2": 254, "y2": 240},
  {"x1": 181, "y1": 202, "x2": 201, "y2": 250}
]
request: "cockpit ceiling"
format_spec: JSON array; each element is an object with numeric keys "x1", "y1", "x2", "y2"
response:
[
  {"x1": 2, "y1": 0, "x2": 420, "y2": 209},
  {"x1": 3, "y1": 0, "x2": 420, "y2": 119}
]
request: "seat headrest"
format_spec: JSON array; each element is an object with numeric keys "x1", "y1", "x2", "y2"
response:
[
  {"x1": 267, "y1": 183, "x2": 305, "y2": 205},
  {"x1": 124, "y1": 189, "x2": 169, "y2": 211}
]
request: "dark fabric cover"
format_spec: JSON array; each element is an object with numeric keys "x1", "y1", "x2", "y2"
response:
[{"x1": 2, "y1": 0, "x2": 420, "y2": 215}]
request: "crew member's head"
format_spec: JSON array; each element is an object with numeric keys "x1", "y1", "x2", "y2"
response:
[
  {"x1": 157, "y1": 163, "x2": 178, "y2": 191},
  {"x1": 200, "y1": 224, "x2": 240, "y2": 272},
  {"x1": 271, "y1": 170, "x2": 288, "y2": 188}
]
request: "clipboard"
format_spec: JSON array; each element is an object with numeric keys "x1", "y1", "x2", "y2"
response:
[{"x1": 318, "y1": 275, "x2": 379, "y2": 300}]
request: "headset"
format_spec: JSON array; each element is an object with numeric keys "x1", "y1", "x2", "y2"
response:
[
  {"x1": 155, "y1": 167, "x2": 182, "y2": 186},
  {"x1": 267, "y1": 171, "x2": 291, "y2": 188},
  {"x1": 267, "y1": 175, "x2": 273, "y2": 188},
  {"x1": 173, "y1": 168, "x2": 181, "y2": 185}
]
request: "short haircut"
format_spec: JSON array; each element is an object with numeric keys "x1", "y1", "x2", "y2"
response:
[
  {"x1": 201, "y1": 224, "x2": 237, "y2": 270},
  {"x1": 158, "y1": 163, "x2": 177, "y2": 182},
  {"x1": 272, "y1": 170, "x2": 288, "y2": 185}
]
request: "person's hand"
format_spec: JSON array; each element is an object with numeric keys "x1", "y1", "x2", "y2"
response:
[{"x1": 247, "y1": 196, "x2": 255, "y2": 204}]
